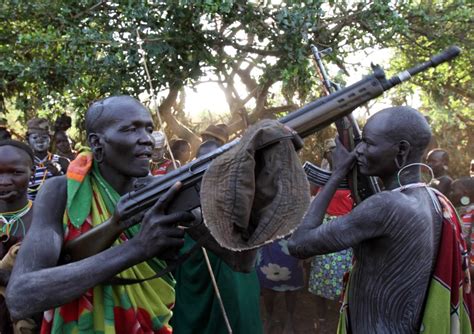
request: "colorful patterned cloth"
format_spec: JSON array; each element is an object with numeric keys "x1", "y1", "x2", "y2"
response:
[
  {"x1": 309, "y1": 190, "x2": 353, "y2": 301},
  {"x1": 460, "y1": 205, "x2": 474, "y2": 266},
  {"x1": 256, "y1": 237, "x2": 304, "y2": 292},
  {"x1": 337, "y1": 188, "x2": 473, "y2": 334},
  {"x1": 150, "y1": 160, "x2": 173, "y2": 176},
  {"x1": 308, "y1": 224, "x2": 352, "y2": 301},
  {"x1": 41, "y1": 151, "x2": 176, "y2": 334}
]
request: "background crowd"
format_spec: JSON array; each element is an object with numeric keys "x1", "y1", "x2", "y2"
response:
[{"x1": 0, "y1": 113, "x2": 472, "y2": 333}]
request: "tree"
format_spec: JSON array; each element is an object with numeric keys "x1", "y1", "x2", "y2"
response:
[
  {"x1": 1, "y1": 2, "x2": 406, "y2": 137},
  {"x1": 1, "y1": 0, "x2": 471, "y2": 173},
  {"x1": 385, "y1": 0, "x2": 473, "y2": 178}
]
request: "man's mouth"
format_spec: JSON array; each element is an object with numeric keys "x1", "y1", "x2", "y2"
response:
[
  {"x1": 135, "y1": 152, "x2": 152, "y2": 160},
  {"x1": 35, "y1": 143, "x2": 48, "y2": 149},
  {"x1": 356, "y1": 160, "x2": 369, "y2": 170}
]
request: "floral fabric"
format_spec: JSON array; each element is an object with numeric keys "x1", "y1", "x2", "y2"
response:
[
  {"x1": 256, "y1": 238, "x2": 304, "y2": 292},
  {"x1": 308, "y1": 215, "x2": 352, "y2": 301},
  {"x1": 309, "y1": 190, "x2": 353, "y2": 301}
]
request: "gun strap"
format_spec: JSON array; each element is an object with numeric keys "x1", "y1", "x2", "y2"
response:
[{"x1": 103, "y1": 234, "x2": 210, "y2": 285}]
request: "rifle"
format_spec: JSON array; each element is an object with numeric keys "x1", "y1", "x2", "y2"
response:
[
  {"x1": 308, "y1": 45, "x2": 381, "y2": 203},
  {"x1": 61, "y1": 46, "x2": 461, "y2": 263}
]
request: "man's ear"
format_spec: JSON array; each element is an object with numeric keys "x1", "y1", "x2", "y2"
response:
[
  {"x1": 398, "y1": 140, "x2": 411, "y2": 156},
  {"x1": 395, "y1": 140, "x2": 411, "y2": 168},
  {"x1": 88, "y1": 133, "x2": 102, "y2": 149}
]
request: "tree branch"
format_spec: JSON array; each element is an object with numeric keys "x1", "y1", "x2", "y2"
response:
[{"x1": 157, "y1": 87, "x2": 200, "y2": 148}]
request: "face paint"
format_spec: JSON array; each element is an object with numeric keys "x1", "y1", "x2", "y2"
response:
[
  {"x1": 98, "y1": 100, "x2": 155, "y2": 177},
  {"x1": 151, "y1": 147, "x2": 165, "y2": 162},
  {"x1": 355, "y1": 117, "x2": 399, "y2": 177},
  {"x1": 28, "y1": 132, "x2": 51, "y2": 153}
]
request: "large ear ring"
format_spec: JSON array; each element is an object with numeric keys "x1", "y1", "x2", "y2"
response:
[
  {"x1": 395, "y1": 140, "x2": 410, "y2": 169},
  {"x1": 88, "y1": 133, "x2": 104, "y2": 163},
  {"x1": 394, "y1": 156, "x2": 405, "y2": 169},
  {"x1": 93, "y1": 146, "x2": 104, "y2": 163}
]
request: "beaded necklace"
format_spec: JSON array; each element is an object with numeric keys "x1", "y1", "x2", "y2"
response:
[
  {"x1": 36, "y1": 152, "x2": 53, "y2": 168},
  {"x1": 28, "y1": 152, "x2": 53, "y2": 194},
  {"x1": 0, "y1": 200, "x2": 33, "y2": 241}
]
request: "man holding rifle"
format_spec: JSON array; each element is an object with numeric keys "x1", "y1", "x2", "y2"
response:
[
  {"x1": 6, "y1": 96, "x2": 194, "y2": 333},
  {"x1": 289, "y1": 106, "x2": 473, "y2": 333},
  {"x1": 5, "y1": 45, "x2": 463, "y2": 333}
]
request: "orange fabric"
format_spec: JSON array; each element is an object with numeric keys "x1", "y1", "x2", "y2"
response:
[{"x1": 66, "y1": 153, "x2": 93, "y2": 182}]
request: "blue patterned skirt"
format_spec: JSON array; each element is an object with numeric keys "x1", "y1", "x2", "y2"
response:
[{"x1": 256, "y1": 238, "x2": 304, "y2": 292}]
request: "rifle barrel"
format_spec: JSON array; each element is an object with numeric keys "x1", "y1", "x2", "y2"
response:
[
  {"x1": 118, "y1": 45, "x2": 462, "y2": 220},
  {"x1": 385, "y1": 46, "x2": 461, "y2": 89}
]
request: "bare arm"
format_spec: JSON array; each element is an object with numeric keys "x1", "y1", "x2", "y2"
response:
[
  {"x1": 288, "y1": 193, "x2": 387, "y2": 258},
  {"x1": 288, "y1": 138, "x2": 383, "y2": 258},
  {"x1": 6, "y1": 178, "x2": 192, "y2": 319}
]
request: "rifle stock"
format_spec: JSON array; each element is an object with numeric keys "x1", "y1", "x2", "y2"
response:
[{"x1": 61, "y1": 46, "x2": 461, "y2": 262}]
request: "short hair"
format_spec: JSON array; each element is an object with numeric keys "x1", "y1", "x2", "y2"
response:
[
  {"x1": 427, "y1": 148, "x2": 449, "y2": 165},
  {"x1": 85, "y1": 95, "x2": 143, "y2": 135},
  {"x1": 372, "y1": 106, "x2": 432, "y2": 159},
  {"x1": 171, "y1": 139, "x2": 191, "y2": 153},
  {"x1": 0, "y1": 140, "x2": 35, "y2": 164},
  {"x1": 453, "y1": 177, "x2": 474, "y2": 194}
]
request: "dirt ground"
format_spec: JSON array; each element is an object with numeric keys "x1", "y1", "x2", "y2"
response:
[
  {"x1": 259, "y1": 260, "x2": 341, "y2": 334},
  {"x1": 260, "y1": 288, "x2": 340, "y2": 334}
]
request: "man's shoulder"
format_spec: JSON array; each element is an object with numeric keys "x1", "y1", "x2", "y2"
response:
[
  {"x1": 44, "y1": 174, "x2": 67, "y2": 185},
  {"x1": 362, "y1": 190, "x2": 403, "y2": 206},
  {"x1": 358, "y1": 190, "x2": 419, "y2": 216},
  {"x1": 31, "y1": 176, "x2": 68, "y2": 225},
  {"x1": 39, "y1": 175, "x2": 68, "y2": 197}
]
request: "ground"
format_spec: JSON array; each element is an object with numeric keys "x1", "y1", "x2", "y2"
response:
[{"x1": 260, "y1": 262, "x2": 340, "y2": 334}]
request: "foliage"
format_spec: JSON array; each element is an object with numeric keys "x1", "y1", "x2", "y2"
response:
[
  {"x1": 386, "y1": 0, "x2": 473, "y2": 178},
  {"x1": 0, "y1": 0, "x2": 471, "y2": 174},
  {"x1": 1, "y1": 2, "x2": 405, "y2": 131}
]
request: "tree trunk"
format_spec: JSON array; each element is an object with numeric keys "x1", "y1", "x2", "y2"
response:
[{"x1": 156, "y1": 87, "x2": 201, "y2": 150}]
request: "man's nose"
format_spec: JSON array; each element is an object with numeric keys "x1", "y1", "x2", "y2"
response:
[{"x1": 138, "y1": 131, "x2": 154, "y2": 146}]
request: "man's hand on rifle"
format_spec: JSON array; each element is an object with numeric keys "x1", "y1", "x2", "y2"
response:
[
  {"x1": 130, "y1": 182, "x2": 195, "y2": 261},
  {"x1": 331, "y1": 136, "x2": 357, "y2": 177}
]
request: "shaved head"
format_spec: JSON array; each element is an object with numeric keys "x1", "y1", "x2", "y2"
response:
[
  {"x1": 0, "y1": 139, "x2": 34, "y2": 166},
  {"x1": 85, "y1": 96, "x2": 146, "y2": 135},
  {"x1": 427, "y1": 148, "x2": 449, "y2": 165},
  {"x1": 369, "y1": 106, "x2": 432, "y2": 159}
]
